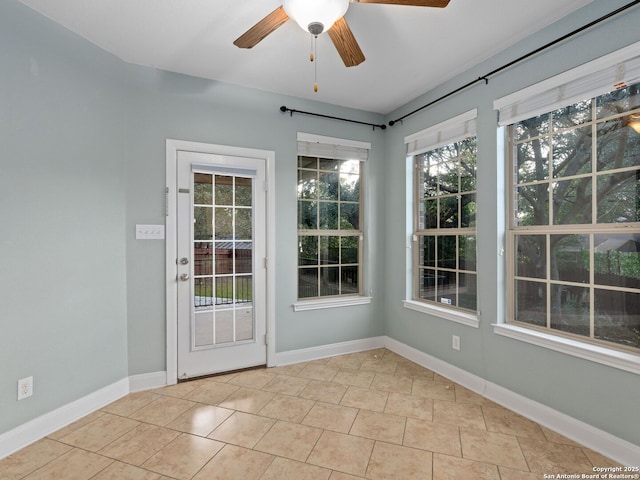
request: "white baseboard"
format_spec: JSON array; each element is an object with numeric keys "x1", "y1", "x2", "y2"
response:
[
  {"x1": 0, "y1": 378, "x2": 129, "y2": 460},
  {"x1": 383, "y1": 336, "x2": 640, "y2": 467},
  {"x1": 275, "y1": 336, "x2": 386, "y2": 366},
  {"x1": 3, "y1": 337, "x2": 638, "y2": 466},
  {"x1": 129, "y1": 371, "x2": 167, "y2": 392}
]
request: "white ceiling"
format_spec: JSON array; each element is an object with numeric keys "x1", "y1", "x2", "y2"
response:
[{"x1": 18, "y1": 0, "x2": 595, "y2": 114}]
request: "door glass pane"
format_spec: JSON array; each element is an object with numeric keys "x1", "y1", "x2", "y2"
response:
[
  {"x1": 215, "y1": 276, "x2": 233, "y2": 305},
  {"x1": 194, "y1": 173, "x2": 213, "y2": 204},
  {"x1": 236, "y1": 307, "x2": 254, "y2": 341},
  {"x1": 215, "y1": 208, "x2": 233, "y2": 239},
  {"x1": 192, "y1": 172, "x2": 256, "y2": 349},
  {"x1": 235, "y1": 209, "x2": 252, "y2": 240},
  {"x1": 194, "y1": 242, "x2": 213, "y2": 276},
  {"x1": 215, "y1": 310, "x2": 234, "y2": 344},
  {"x1": 235, "y1": 275, "x2": 252, "y2": 303},
  {"x1": 194, "y1": 207, "x2": 213, "y2": 240},
  {"x1": 194, "y1": 277, "x2": 213, "y2": 308},
  {"x1": 215, "y1": 242, "x2": 233, "y2": 274},
  {"x1": 235, "y1": 177, "x2": 252, "y2": 206},
  {"x1": 215, "y1": 175, "x2": 233, "y2": 205},
  {"x1": 236, "y1": 244, "x2": 252, "y2": 274},
  {"x1": 194, "y1": 311, "x2": 214, "y2": 347}
]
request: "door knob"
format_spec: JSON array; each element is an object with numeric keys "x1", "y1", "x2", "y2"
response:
[
  {"x1": 179, "y1": 257, "x2": 189, "y2": 265},
  {"x1": 179, "y1": 273, "x2": 190, "y2": 281}
]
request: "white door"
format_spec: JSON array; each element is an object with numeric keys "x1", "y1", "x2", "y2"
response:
[{"x1": 176, "y1": 151, "x2": 267, "y2": 379}]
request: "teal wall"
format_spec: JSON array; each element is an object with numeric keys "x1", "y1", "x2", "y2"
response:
[
  {"x1": 0, "y1": 1, "x2": 129, "y2": 433},
  {"x1": 0, "y1": 0, "x2": 385, "y2": 434},
  {"x1": 1, "y1": 0, "x2": 638, "y2": 450},
  {"x1": 382, "y1": 0, "x2": 640, "y2": 446},
  {"x1": 122, "y1": 67, "x2": 386, "y2": 375}
]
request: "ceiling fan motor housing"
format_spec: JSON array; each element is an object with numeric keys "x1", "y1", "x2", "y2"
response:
[{"x1": 308, "y1": 22, "x2": 324, "y2": 35}]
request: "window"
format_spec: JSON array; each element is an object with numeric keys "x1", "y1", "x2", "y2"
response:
[
  {"x1": 500, "y1": 53, "x2": 640, "y2": 353},
  {"x1": 296, "y1": 133, "x2": 369, "y2": 301},
  {"x1": 406, "y1": 110, "x2": 478, "y2": 317}
]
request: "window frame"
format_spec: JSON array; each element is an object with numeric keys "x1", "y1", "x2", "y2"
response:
[
  {"x1": 495, "y1": 43, "x2": 640, "y2": 366},
  {"x1": 293, "y1": 133, "x2": 372, "y2": 310},
  {"x1": 403, "y1": 110, "x2": 480, "y2": 327},
  {"x1": 505, "y1": 101, "x2": 640, "y2": 355}
]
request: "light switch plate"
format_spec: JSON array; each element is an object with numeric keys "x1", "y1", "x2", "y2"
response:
[{"x1": 136, "y1": 224, "x2": 165, "y2": 240}]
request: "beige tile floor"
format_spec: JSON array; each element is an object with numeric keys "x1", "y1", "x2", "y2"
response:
[{"x1": 1, "y1": 349, "x2": 623, "y2": 480}]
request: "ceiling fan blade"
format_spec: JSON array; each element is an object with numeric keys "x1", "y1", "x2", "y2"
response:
[
  {"x1": 327, "y1": 17, "x2": 365, "y2": 67},
  {"x1": 354, "y1": 0, "x2": 450, "y2": 7},
  {"x1": 233, "y1": 6, "x2": 290, "y2": 49}
]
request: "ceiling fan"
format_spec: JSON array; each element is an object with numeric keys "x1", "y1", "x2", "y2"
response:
[{"x1": 233, "y1": 0, "x2": 451, "y2": 68}]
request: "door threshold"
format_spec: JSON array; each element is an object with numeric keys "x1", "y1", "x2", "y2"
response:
[{"x1": 177, "y1": 364, "x2": 267, "y2": 383}]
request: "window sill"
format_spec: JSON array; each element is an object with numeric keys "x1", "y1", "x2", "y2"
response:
[
  {"x1": 493, "y1": 323, "x2": 640, "y2": 375},
  {"x1": 293, "y1": 296, "x2": 372, "y2": 312},
  {"x1": 402, "y1": 300, "x2": 479, "y2": 328}
]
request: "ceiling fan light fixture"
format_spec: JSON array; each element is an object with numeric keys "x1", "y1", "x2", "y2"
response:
[{"x1": 283, "y1": 0, "x2": 349, "y2": 34}]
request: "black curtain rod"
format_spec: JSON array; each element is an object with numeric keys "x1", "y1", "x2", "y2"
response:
[
  {"x1": 388, "y1": 0, "x2": 640, "y2": 127},
  {"x1": 280, "y1": 106, "x2": 386, "y2": 130}
]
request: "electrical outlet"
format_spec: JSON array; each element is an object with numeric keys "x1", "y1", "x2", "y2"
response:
[
  {"x1": 452, "y1": 335, "x2": 461, "y2": 351},
  {"x1": 18, "y1": 376, "x2": 33, "y2": 400}
]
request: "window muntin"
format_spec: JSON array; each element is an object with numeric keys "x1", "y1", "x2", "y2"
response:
[
  {"x1": 297, "y1": 156, "x2": 362, "y2": 299},
  {"x1": 509, "y1": 81, "x2": 640, "y2": 352},
  {"x1": 414, "y1": 138, "x2": 478, "y2": 312}
]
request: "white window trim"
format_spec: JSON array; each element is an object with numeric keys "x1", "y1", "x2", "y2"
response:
[
  {"x1": 293, "y1": 296, "x2": 372, "y2": 312},
  {"x1": 493, "y1": 323, "x2": 640, "y2": 376},
  {"x1": 403, "y1": 300, "x2": 479, "y2": 328}
]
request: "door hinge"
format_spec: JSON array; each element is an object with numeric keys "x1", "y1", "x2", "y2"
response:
[
  {"x1": 264, "y1": 333, "x2": 269, "y2": 345},
  {"x1": 264, "y1": 257, "x2": 269, "y2": 269},
  {"x1": 165, "y1": 187, "x2": 169, "y2": 217},
  {"x1": 264, "y1": 180, "x2": 268, "y2": 192}
]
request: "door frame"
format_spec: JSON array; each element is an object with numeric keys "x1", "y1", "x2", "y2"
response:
[{"x1": 165, "y1": 139, "x2": 276, "y2": 385}]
